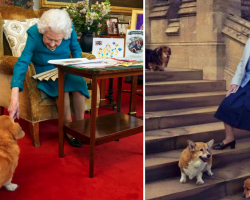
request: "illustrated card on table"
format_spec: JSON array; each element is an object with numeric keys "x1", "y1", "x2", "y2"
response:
[
  {"x1": 125, "y1": 30, "x2": 143, "y2": 60},
  {"x1": 92, "y1": 38, "x2": 124, "y2": 59}
]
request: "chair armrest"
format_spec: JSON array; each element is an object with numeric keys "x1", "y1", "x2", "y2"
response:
[
  {"x1": 0, "y1": 55, "x2": 42, "y2": 121},
  {"x1": 81, "y1": 52, "x2": 96, "y2": 60},
  {"x1": 0, "y1": 56, "x2": 18, "y2": 75},
  {"x1": 0, "y1": 55, "x2": 36, "y2": 78}
]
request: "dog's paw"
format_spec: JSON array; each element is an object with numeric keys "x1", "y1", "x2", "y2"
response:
[
  {"x1": 196, "y1": 180, "x2": 204, "y2": 185},
  {"x1": 180, "y1": 177, "x2": 186, "y2": 183},
  {"x1": 5, "y1": 183, "x2": 18, "y2": 191},
  {"x1": 207, "y1": 170, "x2": 213, "y2": 176}
]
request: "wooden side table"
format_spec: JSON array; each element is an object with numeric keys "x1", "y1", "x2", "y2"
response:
[{"x1": 56, "y1": 64, "x2": 143, "y2": 178}]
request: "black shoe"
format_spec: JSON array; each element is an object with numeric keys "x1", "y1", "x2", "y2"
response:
[
  {"x1": 64, "y1": 133, "x2": 83, "y2": 148},
  {"x1": 213, "y1": 140, "x2": 236, "y2": 150}
]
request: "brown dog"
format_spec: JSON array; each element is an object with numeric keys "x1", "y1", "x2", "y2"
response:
[
  {"x1": 146, "y1": 45, "x2": 171, "y2": 71},
  {"x1": 243, "y1": 178, "x2": 250, "y2": 198},
  {"x1": 0, "y1": 115, "x2": 25, "y2": 191}
]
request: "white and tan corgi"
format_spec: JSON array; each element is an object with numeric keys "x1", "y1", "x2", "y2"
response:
[{"x1": 178, "y1": 139, "x2": 214, "y2": 185}]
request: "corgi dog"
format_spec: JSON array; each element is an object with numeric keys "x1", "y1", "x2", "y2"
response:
[
  {"x1": 243, "y1": 178, "x2": 250, "y2": 198},
  {"x1": 0, "y1": 115, "x2": 25, "y2": 191},
  {"x1": 178, "y1": 139, "x2": 214, "y2": 185}
]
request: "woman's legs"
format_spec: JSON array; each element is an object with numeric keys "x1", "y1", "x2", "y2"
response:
[
  {"x1": 72, "y1": 91, "x2": 85, "y2": 121},
  {"x1": 223, "y1": 122, "x2": 235, "y2": 144},
  {"x1": 213, "y1": 122, "x2": 236, "y2": 150},
  {"x1": 56, "y1": 91, "x2": 85, "y2": 122}
]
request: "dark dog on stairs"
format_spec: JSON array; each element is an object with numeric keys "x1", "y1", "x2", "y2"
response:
[{"x1": 146, "y1": 45, "x2": 171, "y2": 71}]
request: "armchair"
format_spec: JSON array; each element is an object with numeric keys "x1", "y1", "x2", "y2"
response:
[{"x1": 0, "y1": 6, "x2": 100, "y2": 147}]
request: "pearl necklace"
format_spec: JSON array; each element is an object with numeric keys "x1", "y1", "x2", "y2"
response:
[{"x1": 49, "y1": 47, "x2": 56, "y2": 51}]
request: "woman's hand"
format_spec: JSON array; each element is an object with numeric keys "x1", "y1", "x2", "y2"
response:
[
  {"x1": 8, "y1": 87, "x2": 20, "y2": 120},
  {"x1": 226, "y1": 84, "x2": 238, "y2": 97}
]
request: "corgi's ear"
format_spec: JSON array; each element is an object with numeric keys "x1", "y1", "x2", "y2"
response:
[
  {"x1": 187, "y1": 140, "x2": 195, "y2": 152},
  {"x1": 207, "y1": 139, "x2": 214, "y2": 149}
]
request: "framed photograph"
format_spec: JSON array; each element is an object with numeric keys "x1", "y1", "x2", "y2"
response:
[
  {"x1": 125, "y1": 30, "x2": 143, "y2": 60},
  {"x1": 106, "y1": 17, "x2": 118, "y2": 36},
  {"x1": 117, "y1": 22, "x2": 129, "y2": 36},
  {"x1": 131, "y1": 10, "x2": 143, "y2": 30}
]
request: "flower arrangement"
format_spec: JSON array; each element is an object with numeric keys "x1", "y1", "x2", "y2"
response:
[{"x1": 66, "y1": 0, "x2": 111, "y2": 34}]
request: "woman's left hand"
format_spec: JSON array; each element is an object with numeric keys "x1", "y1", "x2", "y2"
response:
[{"x1": 226, "y1": 84, "x2": 238, "y2": 97}]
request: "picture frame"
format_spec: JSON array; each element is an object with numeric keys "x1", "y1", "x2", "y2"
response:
[
  {"x1": 106, "y1": 17, "x2": 119, "y2": 36},
  {"x1": 125, "y1": 29, "x2": 143, "y2": 60},
  {"x1": 131, "y1": 10, "x2": 143, "y2": 30},
  {"x1": 39, "y1": 0, "x2": 143, "y2": 15},
  {"x1": 117, "y1": 22, "x2": 129, "y2": 36}
]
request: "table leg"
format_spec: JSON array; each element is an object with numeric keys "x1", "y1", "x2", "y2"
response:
[
  {"x1": 58, "y1": 68, "x2": 65, "y2": 158},
  {"x1": 89, "y1": 76, "x2": 97, "y2": 178},
  {"x1": 100, "y1": 79, "x2": 106, "y2": 106},
  {"x1": 115, "y1": 77, "x2": 123, "y2": 142},
  {"x1": 117, "y1": 77, "x2": 122, "y2": 113},
  {"x1": 128, "y1": 75, "x2": 138, "y2": 117}
]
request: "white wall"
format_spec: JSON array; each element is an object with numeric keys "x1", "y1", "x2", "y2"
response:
[{"x1": 33, "y1": 0, "x2": 39, "y2": 10}]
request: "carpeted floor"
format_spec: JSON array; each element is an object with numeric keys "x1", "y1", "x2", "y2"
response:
[{"x1": 0, "y1": 78, "x2": 143, "y2": 200}]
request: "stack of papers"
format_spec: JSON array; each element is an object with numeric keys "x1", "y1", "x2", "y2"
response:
[
  {"x1": 48, "y1": 58, "x2": 117, "y2": 69},
  {"x1": 72, "y1": 63, "x2": 117, "y2": 68},
  {"x1": 48, "y1": 58, "x2": 143, "y2": 68},
  {"x1": 48, "y1": 58, "x2": 104, "y2": 66}
]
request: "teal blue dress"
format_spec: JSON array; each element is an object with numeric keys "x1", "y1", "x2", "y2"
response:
[{"x1": 10, "y1": 24, "x2": 90, "y2": 100}]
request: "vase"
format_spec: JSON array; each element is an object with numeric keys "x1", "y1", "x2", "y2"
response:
[{"x1": 79, "y1": 32, "x2": 93, "y2": 53}]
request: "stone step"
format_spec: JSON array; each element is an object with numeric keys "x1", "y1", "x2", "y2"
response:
[
  {"x1": 146, "y1": 68, "x2": 203, "y2": 82},
  {"x1": 146, "y1": 80, "x2": 226, "y2": 96},
  {"x1": 146, "y1": 158, "x2": 250, "y2": 200},
  {"x1": 220, "y1": 194, "x2": 244, "y2": 200},
  {"x1": 146, "y1": 106, "x2": 219, "y2": 131},
  {"x1": 146, "y1": 138, "x2": 250, "y2": 183},
  {"x1": 146, "y1": 91, "x2": 226, "y2": 112},
  {"x1": 146, "y1": 122, "x2": 250, "y2": 154}
]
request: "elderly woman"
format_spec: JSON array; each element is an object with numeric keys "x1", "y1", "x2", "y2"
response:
[
  {"x1": 8, "y1": 9, "x2": 88, "y2": 148},
  {"x1": 213, "y1": 39, "x2": 250, "y2": 150}
]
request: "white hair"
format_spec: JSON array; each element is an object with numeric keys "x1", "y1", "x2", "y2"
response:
[{"x1": 37, "y1": 9, "x2": 72, "y2": 40}]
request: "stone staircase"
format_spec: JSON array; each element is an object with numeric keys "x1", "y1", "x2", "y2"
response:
[{"x1": 145, "y1": 68, "x2": 250, "y2": 200}]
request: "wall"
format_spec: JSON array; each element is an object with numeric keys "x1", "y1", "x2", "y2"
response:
[
  {"x1": 33, "y1": 0, "x2": 39, "y2": 10},
  {"x1": 146, "y1": 0, "x2": 243, "y2": 81},
  {"x1": 222, "y1": 14, "x2": 248, "y2": 89}
]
